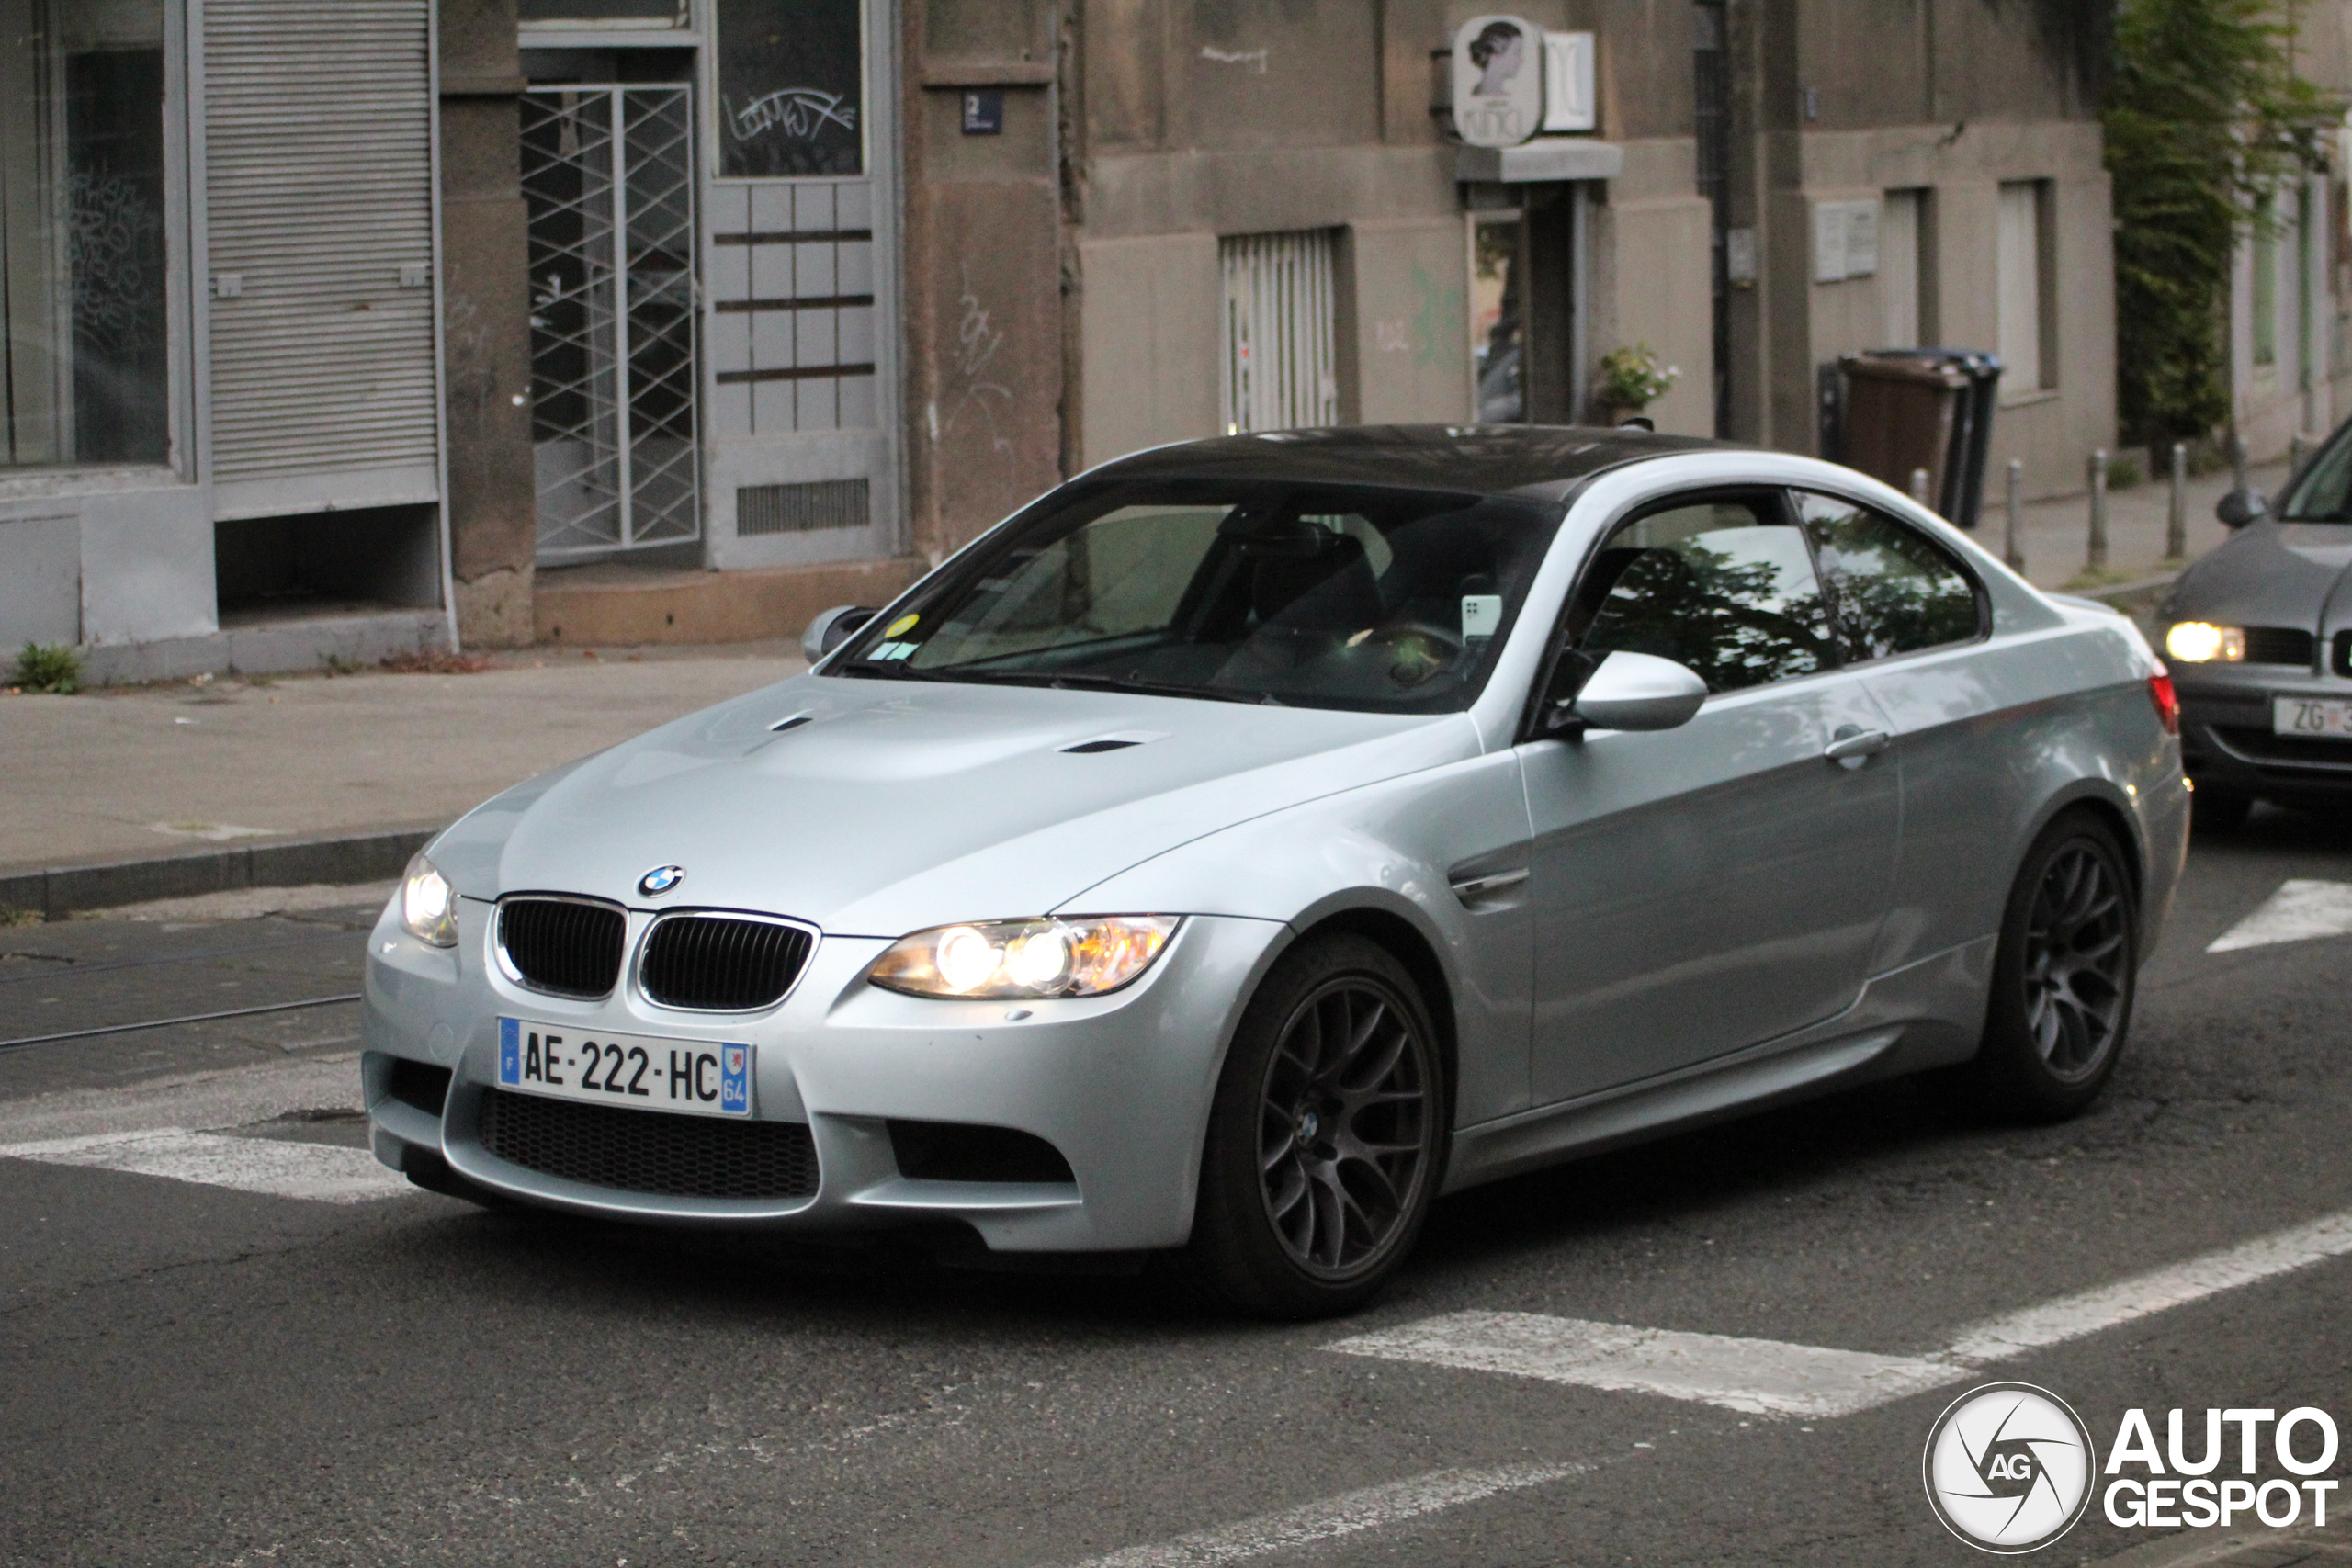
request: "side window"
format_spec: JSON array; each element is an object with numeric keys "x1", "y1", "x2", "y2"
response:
[
  {"x1": 1793, "y1": 492, "x2": 1983, "y2": 661},
  {"x1": 1570, "y1": 495, "x2": 1838, "y2": 694}
]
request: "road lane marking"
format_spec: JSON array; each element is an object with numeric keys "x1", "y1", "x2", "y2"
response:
[
  {"x1": 0, "y1": 1128, "x2": 412, "y2": 1204},
  {"x1": 1939, "y1": 1207, "x2": 2352, "y2": 1364},
  {"x1": 2208, "y1": 879, "x2": 2352, "y2": 952},
  {"x1": 1061, "y1": 1461, "x2": 1593, "y2": 1568},
  {"x1": 1324, "y1": 1312, "x2": 1959, "y2": 1418},
  {"x1": 1329, "y1": 1207, "x2": 2352, "y2": 1419}
]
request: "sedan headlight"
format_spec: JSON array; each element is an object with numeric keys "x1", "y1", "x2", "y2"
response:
[
  {"x1": 869, "y1": 915, "x2": 1181, "y2": 999},
  {"x1": 2164, "y1": 621, "x2": 2245, "y2": 663},
  {"x1": 399, "y1": 852, "x2": 459, "y2": 948}
]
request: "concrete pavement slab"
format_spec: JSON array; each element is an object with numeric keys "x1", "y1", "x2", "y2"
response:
[{"x1": 0, "y1": 645, "x2": 802, "y2": 894}]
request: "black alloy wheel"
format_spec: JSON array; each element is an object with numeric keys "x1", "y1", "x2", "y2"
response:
[
  {"x1": 1976, "y1": 813, "x2": 2136, "y2": 1119},
  {"x1": 1193, "y1": 934, "x2": 1445, "y2": 1317}
]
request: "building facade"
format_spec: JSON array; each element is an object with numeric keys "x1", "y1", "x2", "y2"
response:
[{"x1": 0, "y1": 0, "x2": 2120, "y2": 671}]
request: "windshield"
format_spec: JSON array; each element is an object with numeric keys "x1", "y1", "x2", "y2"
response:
[
  {"x1": 2279, "y1": 428, "x2": 2352, "y2": 521},
  {"x1": 828, "y1": 480, "x2": 1564, "y2": 712}
]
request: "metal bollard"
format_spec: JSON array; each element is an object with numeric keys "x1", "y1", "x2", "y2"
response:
[
  {"x1": 2087, "y1": 449, "x2": 2109, "y2": 570},
  {"x1": 2166, "y1": 442, "x2": 2187, "y2": 560},
  {"x1": 2291, "y1": 432, "x2": 2310, "y2": 477},
  {"x1": 2004, "y1": 459, "x2": 2025, "y2": 571},
  {"x1": 2229, "y1": 433, "x2": 2250, "y2": 492},
  {"x1": 1908, "y1": 468, "x2": 1932, "y2": 510}
]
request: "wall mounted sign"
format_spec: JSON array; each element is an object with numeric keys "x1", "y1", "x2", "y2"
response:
[
  {"x1": 961, "y1": 89, "x2": 1003, "y2": 135},
  {"x1": 1452, "y1": 16, "x2": 1544, "y2": 148},
  {"x1": 1813, "y1": 197, "x2": 1882, "y2": 282},
  {"x1": 1541, "y1": 31, "x2": 1596, "y2": 133}
]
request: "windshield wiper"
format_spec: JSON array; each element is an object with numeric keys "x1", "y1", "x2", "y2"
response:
[
  {"x1": 918, "y1": 667, "x2": 1281, "y2": 706},
  {"x1": 1046, "y1": 671, "x2": 1284, "y2": 706},
  {"x1": 832, "y1": 660, "x2": 950, "y2": 682}
]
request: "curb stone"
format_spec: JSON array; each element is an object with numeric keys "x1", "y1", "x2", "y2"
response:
[{"x1": 0, "y1": 825, "x2": 441, "y2": 921}]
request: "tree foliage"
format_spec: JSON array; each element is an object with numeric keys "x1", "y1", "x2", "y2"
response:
[{"x1": 2106, "y1": 0, "x2": 2332, "y2": 453}]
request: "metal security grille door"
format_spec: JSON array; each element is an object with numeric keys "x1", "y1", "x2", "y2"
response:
[
  {"x1": 1220, "y1": 231, "x2": 1339, "y2": 434},
  {"x1": 522, "y1": 87, "x2": 698, "y2": 558}
]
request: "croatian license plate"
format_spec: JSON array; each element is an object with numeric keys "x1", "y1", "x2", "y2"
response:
[
  {"x1": 2273, "y1": 696, "x2": 2352, "y2": 738},
  {"x1": 497, "y1": 1018, "x2": 752, "y2": 1118}
]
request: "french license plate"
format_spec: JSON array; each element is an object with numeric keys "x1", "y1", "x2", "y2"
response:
[
  {"x1": 497, "y1": 1018, "x2": 752, "y2": 1118},
  {"x1": 2273, "y1": 696, "x2": 2352, "y2": 738}
]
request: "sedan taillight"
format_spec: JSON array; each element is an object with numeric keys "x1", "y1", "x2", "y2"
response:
[{"x1": 2148, "y1": 670, "x2": 2180, "y2": 736}]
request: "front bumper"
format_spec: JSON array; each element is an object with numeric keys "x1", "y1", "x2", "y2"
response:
[
  {"x1": 361, "y1": 897, "x2": 1288, "y2": 1251},
  {"x1": 2176, "y1": 664, "x2": 2352, "y2": 804}
]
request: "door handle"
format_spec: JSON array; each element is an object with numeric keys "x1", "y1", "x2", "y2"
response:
[{"x1": 1823, "y1": 726, "x2": 1891, "y2": 764}]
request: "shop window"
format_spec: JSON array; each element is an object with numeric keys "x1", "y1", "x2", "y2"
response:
[
  {"x1": 0, "y1": 0, "x2": 169, "y2": 468},
  {"x1": 714, "y1": 0, "x2": 864, "y2": 178},
  {"x1": 1220, "y1": 231, "x2": 1339, "y2": 434},
  {"x1": 1996, "y1": 179, "x2": 2056, "y2": 395}
]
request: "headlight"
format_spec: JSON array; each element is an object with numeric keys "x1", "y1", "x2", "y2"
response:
[
  {"x1": 868, "y1": 915, "x2": 1181, "y2": 999},
  {"x1": 2164, "y1": 621, "x2": 2245, "y2": 662},
  {"x1": 399, "y1": 852, "x2": 459, "y2": 947}
]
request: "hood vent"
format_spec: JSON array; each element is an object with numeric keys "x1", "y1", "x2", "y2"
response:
[{"x1": 1060, "y1": 729, "x2": 1170, "y2": 755}]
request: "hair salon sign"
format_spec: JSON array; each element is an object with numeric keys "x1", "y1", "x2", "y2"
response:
[{"x1": 1450, "y1": 16, "x2": 1596, "y2": 148}]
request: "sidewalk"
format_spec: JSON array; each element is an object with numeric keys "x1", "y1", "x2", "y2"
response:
[
  {"x1": 1, "y1": 643, "x2": 802, "y2": 913},
  {"x1": 1996, "y1": 454, "x2": 2290, "y2": 595}
]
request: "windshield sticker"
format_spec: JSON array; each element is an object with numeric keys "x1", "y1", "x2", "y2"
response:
[
  {"x1": 1461, "y1": 594, "x2": 1503, "y2": 638},
  {"x1": 884, "y1": 613, "x2": 920, "y2": 637},
  {"x1": 865, "y1": 641, "x2": 919, "y2": 660}
]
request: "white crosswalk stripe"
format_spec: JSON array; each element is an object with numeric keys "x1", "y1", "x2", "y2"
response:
[
  {"x1": 0, "y1": 1128, "x2": 412, "y2": 1204},
  {"x1": 1325, "y1": 1313, "x2": 1959, "y2": 1418},
  {"x1": 2208, "y1": 878, "x2": 2352, "y2": 952},
  {"x1": 1327, "y1": 1206, "x2": 2352, "y2": 1419}
]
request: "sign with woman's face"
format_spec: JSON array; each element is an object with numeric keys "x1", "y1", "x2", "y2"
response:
[{"x1": 1452, "y1": 15, "x2": 1544, "y2": 148}]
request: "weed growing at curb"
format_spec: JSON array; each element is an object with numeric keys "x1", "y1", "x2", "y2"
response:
[{"x1": 14, "y1": 641, "x2": 81, "y2": 694}]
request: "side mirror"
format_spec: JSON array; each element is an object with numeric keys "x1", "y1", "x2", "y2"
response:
[
  {"x1": 801, "y1": 604, "x2": 879, "y2": 664},
  {"x1": 1547, "y1": 649, "x2": 1707, "y2": 736},
  {"x1": 2215, "y1": 488, "x2": 2267, "y2": 529}
]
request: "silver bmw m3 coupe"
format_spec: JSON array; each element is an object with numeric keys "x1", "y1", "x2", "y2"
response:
[{"x1": 364, "y1": 427, "x2": 2187, "y2": 1316}]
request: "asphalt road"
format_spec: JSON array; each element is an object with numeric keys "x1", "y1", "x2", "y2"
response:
[{"x1": 3, "y1": 817, "x2": 2348, "y2": 1568}]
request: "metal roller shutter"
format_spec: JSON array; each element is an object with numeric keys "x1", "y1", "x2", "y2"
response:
[{"x1": 203, "y1": 0, "x2": 438, "y2": 503}]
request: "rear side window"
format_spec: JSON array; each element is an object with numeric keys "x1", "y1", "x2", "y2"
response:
[{"x1": 1793, "y1": 491, "x2": 1982, "y2": 661}]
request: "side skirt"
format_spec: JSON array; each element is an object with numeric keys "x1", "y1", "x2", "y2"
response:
[{"x1": 1442, "y1": 935, "x2": 1996, "y2": 1194}]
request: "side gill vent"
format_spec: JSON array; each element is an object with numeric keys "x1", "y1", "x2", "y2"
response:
[{"x1": 769, "y1": 713, "x2": 813, "y2": 733}]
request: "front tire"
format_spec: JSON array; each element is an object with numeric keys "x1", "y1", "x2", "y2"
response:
[
  {"x1": 1191, "y1": 934, "x2": 1446, "y2": 1319},
  {"x1": 1973, "y1": 812, "x2": 2136, "y2": 1121}
]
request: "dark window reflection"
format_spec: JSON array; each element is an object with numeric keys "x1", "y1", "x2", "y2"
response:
[
  {"x1": 716, "y1": 0, "x2": 864, "y2": 178},
  {"x1": 1472, "y1": 218, "x2": 1522, "y2": 423},
  {"x1": 2, "y1": 0, "x2": 169, "y2": 468},
  {"x1": 1795, "y1": 492, "x2": 1981, "y2": 660},
  {"x1": 1575, "y1": 500, "x2": 1837, "y2": 692}
]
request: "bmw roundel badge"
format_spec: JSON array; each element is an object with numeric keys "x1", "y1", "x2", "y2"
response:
[{"x1": 638, "y1": 864, "x2": 686, "y2": 897}]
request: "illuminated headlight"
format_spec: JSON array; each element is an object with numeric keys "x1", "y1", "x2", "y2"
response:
[
  {"x1": 869, "y1": 915, "x2": 1181, "y2": 999},
  {"x1": 2164, "y1": 621, "x2": 2245, "y2": 663},
  {"x1": 399, "y1": 852, "x2": 459, "y2": 948}
]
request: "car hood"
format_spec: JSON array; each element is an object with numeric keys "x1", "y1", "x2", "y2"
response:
[
  {"x1": 2161, "y1": 522, "x2": 2352, "y2": 637},
  {"x1": 427, "y1": 675, "x2": 1479, "y2": 935}
]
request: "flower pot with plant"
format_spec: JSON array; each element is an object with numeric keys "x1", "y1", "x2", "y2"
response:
[{"x1": 1594, "y1": 343, "x2": 1679, "y2": 426}]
